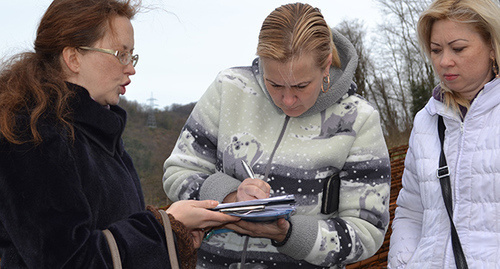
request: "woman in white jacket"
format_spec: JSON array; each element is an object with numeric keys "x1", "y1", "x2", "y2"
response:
[{"x1": 388, "y1": 0, "x2": 500, "y2": 268}]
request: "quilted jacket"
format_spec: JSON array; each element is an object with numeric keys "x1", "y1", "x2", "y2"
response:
[{"x1": 388, "y1": 78, "x2": 500, "y2": 268}]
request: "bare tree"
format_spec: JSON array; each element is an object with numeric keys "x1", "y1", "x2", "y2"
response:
[
  {"x1": 373, "y1": 0, "x2": 435, "y2": 144},
  {"x1": 336, "y1": 18, "x2": 411, "y2": 146},
  {"x1": 336, "y1": 19, "x2": 370, "y2": 97},
  {"x1": 335, "y1": 0, "x2": 438, "y2": 146}
]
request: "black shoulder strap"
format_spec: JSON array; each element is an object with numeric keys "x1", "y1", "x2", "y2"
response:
[{"x1": 437, "y1": 115, "x2": 468, "y2": 269}]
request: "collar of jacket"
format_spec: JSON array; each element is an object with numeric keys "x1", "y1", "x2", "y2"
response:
[
  {"x1": 66, "y1": 82, "x2": 126, "y2": 156},
  {"x1": 427, "y1": 77, "x2": 500, "y2": 120},
  {"x1": 252, "y1": 27, "x2": 359, "y2": 118}
]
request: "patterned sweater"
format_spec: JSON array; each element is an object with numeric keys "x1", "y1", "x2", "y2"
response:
[{"x1": 163, "y1": 29, "x2": 391, "y2": 268}]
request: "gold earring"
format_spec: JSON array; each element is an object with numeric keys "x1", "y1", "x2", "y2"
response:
[
  {"x1": 322, "y1": 76, "x2": 330, "y2": 93},
  {"x1": 493, "y1": 58, "x2": 500, "y2": 78}
]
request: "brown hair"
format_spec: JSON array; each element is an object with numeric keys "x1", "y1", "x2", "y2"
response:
[
  {"x1": 257, "y1": 2, "x2": 341, "y2": 70},
  {"x1": 0, "y1": 0, "x2": 139, "y2": 144},
  {"x1": 417, "y1": 0, "x2": 500, "y2": 112}
]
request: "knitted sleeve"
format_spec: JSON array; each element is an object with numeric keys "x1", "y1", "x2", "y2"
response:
[{"x1": 147, "y1": 205, "x2": 197, "y2": 268}]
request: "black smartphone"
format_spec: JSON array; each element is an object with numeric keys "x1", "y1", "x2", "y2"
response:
[{"x1": 321, "y1": 173, "x2": 340, "y2": 214}]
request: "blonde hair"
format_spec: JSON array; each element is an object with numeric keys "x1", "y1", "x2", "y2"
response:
[
  {"x1": 257, "y1": 2, "x2": 340, "y2": 70},
  {"x1": 417, "y1": 0, "x2": 500, "y2": 112}
]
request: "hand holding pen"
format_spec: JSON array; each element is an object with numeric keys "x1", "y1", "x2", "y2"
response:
[
  {"x1": 221, "y1": 162, "x2": 290, "y2": 244},
  {"x1": 237, "y1": 160, "x2": 271, "y2": 201},
  {"x1": 222, "y1": 161, "x2": 271, "y2": 204},
  {"x1": 205, "y1": 160, "x2": 271, "y2": 240}
]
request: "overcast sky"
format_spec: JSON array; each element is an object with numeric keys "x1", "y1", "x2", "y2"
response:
[{"x1": 1, "y1": 1, "x2": 381, "y2": 108}]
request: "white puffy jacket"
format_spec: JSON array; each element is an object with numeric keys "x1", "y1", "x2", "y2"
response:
[{"x1": 388, "y1": 78, "x2": 500, "y2": 268}]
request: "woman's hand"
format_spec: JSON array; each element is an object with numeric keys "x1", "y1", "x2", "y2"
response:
[
  {"x1": 166, "y1": 200, "x2": 240, "y2": 230},
  {"x1": 224, "y1": 218, "x2": 290, "y2": 242},
  {"x1": 190, "y1": 229, "x2": 205, "y2": 248},
  {"x1": 223, "y1": 178, "x2": 271, "y2": 203}
]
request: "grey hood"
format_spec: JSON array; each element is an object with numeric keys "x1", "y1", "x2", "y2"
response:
[{"x1": 252, "y1": 28, "x2": 359, "y2": 118}]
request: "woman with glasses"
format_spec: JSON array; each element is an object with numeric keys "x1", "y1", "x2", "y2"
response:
[{"x1": 0, "y1": 0, "x2": 238, "y2": 268}]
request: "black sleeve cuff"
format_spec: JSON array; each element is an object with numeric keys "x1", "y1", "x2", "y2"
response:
[{"x1": 271, "y1": 221, "x2": 292, "y2": 247}]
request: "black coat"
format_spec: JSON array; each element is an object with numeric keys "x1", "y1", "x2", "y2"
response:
[{"x1": 0, "y1": 83, "x2": 170, "y2": 268}]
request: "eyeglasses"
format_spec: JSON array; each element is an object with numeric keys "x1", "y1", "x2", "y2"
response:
[{"x1": 79, "y1": 46, "x2": 139, "y2": 67}]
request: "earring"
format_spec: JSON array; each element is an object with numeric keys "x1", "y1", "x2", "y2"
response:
[
  {"x1": 493, "y1": 58, "x2": 500, "y2": 78},
  {"x1": 322, "y1": 75, "x2": 330, "y2": 93}
]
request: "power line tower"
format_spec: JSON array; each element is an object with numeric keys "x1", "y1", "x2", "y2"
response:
[{"x1": 147, "y1": 92, "x2": 158, "y2": 128}]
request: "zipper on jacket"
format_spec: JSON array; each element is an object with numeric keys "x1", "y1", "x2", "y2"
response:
[
  {"x1": 454, "y1": 116, "x2": 469, "y2": 211},
  {"x1": 263, "y1": 116, "x2": 290, "y2": 181}
]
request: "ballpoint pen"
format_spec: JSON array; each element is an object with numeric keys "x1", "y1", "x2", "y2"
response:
[{"x1": 241, "y1": 160, "x2": 255, "y2": 179}]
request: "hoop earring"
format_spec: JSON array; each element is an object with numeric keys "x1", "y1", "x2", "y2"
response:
[
  {"x1": 322, "y1": 76, "x2": 330, "y2": 93},
  {"x1": 493, "y1": 58, "x2": 500, "y2": 78}
]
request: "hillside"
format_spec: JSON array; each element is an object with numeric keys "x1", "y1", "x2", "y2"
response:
[{"x1": 119, "y1": 98, "x2": 195, "y2": 206}]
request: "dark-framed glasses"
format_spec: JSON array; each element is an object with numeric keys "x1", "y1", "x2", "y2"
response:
[{"x1": 79, "y1": 46, "x2": 139, "y2": 67}]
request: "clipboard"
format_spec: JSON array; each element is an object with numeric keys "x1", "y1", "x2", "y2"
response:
[{"x1": 211, "y1": 194, "x2": 296, "y2": 222}]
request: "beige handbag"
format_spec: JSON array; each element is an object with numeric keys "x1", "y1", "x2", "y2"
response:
[{"x1": 103, "y1": 210, "x2": 180, "y2": 269}]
